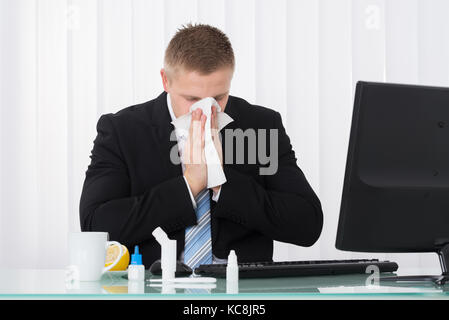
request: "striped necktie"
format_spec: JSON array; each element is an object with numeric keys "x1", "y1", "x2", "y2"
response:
[{"x1": 184, "y1": 188, "x2": 213, "y2": 269}]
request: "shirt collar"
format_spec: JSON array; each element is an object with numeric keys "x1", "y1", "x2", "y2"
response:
[
  {"x1": 166, "y1": 93, "x2": 177, "y2": 123},
  {"x1": 167, "y1": 93, "x2": 188, "y2": 141}
]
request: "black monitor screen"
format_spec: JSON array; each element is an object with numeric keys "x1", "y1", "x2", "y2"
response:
[{"x1": 336, "y1": 81, "x2": 449, "y2": 253}]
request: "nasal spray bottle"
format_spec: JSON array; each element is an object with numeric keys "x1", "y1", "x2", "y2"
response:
[
  {"x1": 128, "y1": 245, "x2": 145, "y2": 281},
  {"x1": 226, "y1": 250, "x2": 239, "y2": 294},
  {"x1": 152, "y1": 227, "x2": 177, "y2": 281}
]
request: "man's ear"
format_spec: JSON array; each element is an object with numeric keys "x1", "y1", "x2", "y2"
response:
[{"x1": 160, "y1": 68, "x2": 169, "y2": 92}]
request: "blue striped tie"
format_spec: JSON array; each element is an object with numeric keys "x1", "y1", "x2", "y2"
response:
[{"x1": 184, "y1": 188, "x2": 213, "y2": 269}]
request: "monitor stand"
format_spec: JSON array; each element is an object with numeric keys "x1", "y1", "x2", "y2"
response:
[{"x1": 381, "y1": 243, "x2": 449, "y2": 286}]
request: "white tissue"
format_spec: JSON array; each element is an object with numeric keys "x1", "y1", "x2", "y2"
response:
[{"x1": 171, "y1": 97, "x2": 234, "y2": 188}]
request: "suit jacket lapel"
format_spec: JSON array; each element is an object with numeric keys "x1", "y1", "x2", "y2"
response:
[
  {"x1": 220, "y1": 95, "x2": 238, "y2": 168},
  {"x1": 150, "y1": 91, "x2": 183, "y2": 180},
  {"x1": 211, "y1": 96, "x2": 237, "y2": 241}
]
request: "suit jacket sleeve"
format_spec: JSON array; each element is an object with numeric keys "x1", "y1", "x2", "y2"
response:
[
  {"x1": 79, "y1": 114, "x2": 197, "y2": 246},
  {"x1": 213, "y1": 111, "x2": 323, "y2": 247}
]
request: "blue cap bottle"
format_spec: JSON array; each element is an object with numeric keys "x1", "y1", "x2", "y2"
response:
[
  {"x1": 128, "y1": 245, "x2": 145, "y2": 281},
  {"x1": 131, "y1": 245, "x2": 143, "y2": 265}
]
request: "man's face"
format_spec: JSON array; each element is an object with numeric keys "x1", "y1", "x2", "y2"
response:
[{"x1": 160, "y1": 66, "x2": 233, "y2": 118}]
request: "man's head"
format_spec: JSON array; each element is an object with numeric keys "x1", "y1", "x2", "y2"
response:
[{"x1": 160, "y1": 23, "x2": 235, "y2": 118}]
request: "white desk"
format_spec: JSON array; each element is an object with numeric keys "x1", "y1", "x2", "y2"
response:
[{"x1": 0, "y1": 268, "x2": 448, "y2": 299}]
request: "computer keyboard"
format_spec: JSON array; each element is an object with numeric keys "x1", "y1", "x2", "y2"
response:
[{"x1": 194, "y1": 259, "x2": 398, "y2": 278}]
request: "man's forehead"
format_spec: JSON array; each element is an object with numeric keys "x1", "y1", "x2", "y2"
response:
[
  {"x1": 168, "y1": 67, "x2": 233, "y2": 99},
  {"x1": 173, "y1": 65, "x2": 232, "y2": 83}
]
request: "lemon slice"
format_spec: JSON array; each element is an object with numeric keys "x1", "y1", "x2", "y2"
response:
[
  {"x1": 105, "y1": 244, "x2": 130, "y2": 271},
  {"x1": 102, "y1": 286, "x2": 128, "y2": 294}
]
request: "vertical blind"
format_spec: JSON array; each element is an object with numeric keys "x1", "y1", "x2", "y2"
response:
[{"x1": 1, "y1": 0, "x2": 448, "y2": 269}]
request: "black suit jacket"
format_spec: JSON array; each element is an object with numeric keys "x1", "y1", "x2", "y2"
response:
[{"x1": 79, "y1": 91, "x2": 323, "y2": 268}]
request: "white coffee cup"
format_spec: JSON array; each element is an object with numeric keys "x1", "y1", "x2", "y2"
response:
[{"x1": 67, "y1": 232, "x2": 124, "y2": 281}]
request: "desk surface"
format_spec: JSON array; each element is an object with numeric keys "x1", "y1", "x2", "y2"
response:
[{"x1": 1, "y1": 268, "x2": 448, "y2": 299}]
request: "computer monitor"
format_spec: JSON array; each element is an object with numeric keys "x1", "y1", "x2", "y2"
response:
[{"x1": 336, "y1": 81, "x2": 449, "y2": 285}]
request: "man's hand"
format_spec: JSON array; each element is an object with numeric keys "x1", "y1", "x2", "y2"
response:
[
  {"x1": 183, "y1": 105, "x2": 224, "y2": 198},
  {"x1": 183, "y1": 109, "x2": 207, "y2": 198}
]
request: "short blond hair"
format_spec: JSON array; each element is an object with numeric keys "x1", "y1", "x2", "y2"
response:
[{"x1": 164, "y1": 23, "x2": 235, "y2": 79}]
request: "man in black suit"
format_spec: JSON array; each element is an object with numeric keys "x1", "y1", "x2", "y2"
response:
[{"x1": 79, "y1": 23, "x2": 323, "y2": 269}]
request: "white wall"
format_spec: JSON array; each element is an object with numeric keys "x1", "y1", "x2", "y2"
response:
[{"x1": 1, "y1": 0, "x2": 448, "y2": 270}]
